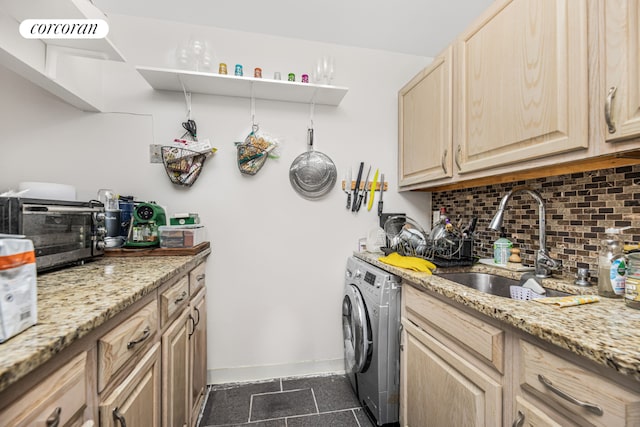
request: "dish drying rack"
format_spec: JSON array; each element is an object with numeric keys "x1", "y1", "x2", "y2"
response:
[
  {"x1": 383, "y1": 215, "x2": 476, "y2": 267},
  {"x1": 391, "y1": 235, "x2": 475, "y2": 267}
]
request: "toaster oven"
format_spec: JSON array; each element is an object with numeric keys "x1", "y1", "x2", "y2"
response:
[{"x1": 0, "y1": 197, "x2": 106, "y2": 272}]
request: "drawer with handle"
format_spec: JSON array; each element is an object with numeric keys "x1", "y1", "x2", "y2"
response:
[
  {"x1": 160, "y1": 275, "x2": 189, "y2": 326},
  {"x1": 404, "y1": 285, "x2": 505, "y2": 373},
  {"x1": 0, "y1": 352, "x2": 88, "y2": 427},
  {"x1": 98, "y1": 300, "x2": 158, "y2": 393},
  {"x1": 518, "y1": 340, "x2": 640, "y2": 427},
  {"x1": 189, "y1": 262, "x2": 206, "y2": 296}
]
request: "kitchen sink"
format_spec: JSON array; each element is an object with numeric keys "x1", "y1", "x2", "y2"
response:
[{"x1": 437, "y1": 272, "x2": 571, "y2": 299}]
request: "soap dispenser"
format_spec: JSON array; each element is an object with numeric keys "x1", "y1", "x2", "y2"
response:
[
  {"x1": 493, "y1": 227, "x2": 512, "y2": 265},
  {"x1": 598, "y1": 227, "x2": 629, "y2": 297}
]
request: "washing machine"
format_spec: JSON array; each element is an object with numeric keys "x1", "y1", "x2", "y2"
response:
[{"x1": 342, "y1": 256, "x2": 401, "y2": 426}]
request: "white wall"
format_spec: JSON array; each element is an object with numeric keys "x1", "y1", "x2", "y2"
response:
[{"x1": 0, "y1": 15, "x2": 431, "y2": 383}]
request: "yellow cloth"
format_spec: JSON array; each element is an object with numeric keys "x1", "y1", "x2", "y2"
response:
[
  {"x1": 378, "y1": 252, "x2": 435, "y2": 273},
  {"x1": 533, "y1": 294, "x2": 600, "y2": 307}
]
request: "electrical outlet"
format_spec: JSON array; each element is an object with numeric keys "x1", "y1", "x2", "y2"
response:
[{"x1": 149, "y1": 144, "x2": 163, "y2": 163}]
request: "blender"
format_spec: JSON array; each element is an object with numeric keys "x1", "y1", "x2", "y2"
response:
[{"x1": 97, "y1": 189, "x2": 124, "y2": 248}]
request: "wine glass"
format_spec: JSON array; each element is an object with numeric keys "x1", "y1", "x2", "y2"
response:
[{"x1": 314, "y1": 56, "x2": 335, "y2": 85}]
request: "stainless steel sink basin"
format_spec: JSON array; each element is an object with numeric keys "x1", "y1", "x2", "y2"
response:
[{"x1": 437, "y1": 272, "x2": 571, "y2": 299}]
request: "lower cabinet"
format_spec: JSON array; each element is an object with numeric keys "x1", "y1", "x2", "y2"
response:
[
  {"x1": 0, "y1": 352, "x2": 89, "y2": 426},
  {"x1": 189, "y1": 288, "x2": 207, "y2": 427},
  {"x1": 162, "y1": 309, "x2": 191, "y2": 427},
  {"x1": 99, "y1": 343, "x2": 161, "y2": 427},
  {"x1": 401, "y1": 322, "x2": 502, "y2": 427},
  {"x1": 515, "y1": 339, "x2": 640, "y2": 427},
  {"x1": 401, "y1": 282, "x2": 640, "y2": 427},
  {"x1": 0, "y1": 260, "x2": 209, "y2": 427},
  {"x1": 513, "y1": 395, "x2": 567, "y2": 427}
]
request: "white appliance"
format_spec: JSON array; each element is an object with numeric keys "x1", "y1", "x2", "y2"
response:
[{"x1": 342, "y1": 256, "x2": 401, "y2": 425}]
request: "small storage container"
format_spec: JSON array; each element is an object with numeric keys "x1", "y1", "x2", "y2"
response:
[{"x1": 159, "y1": 225, "x2": 206, "y2": 248}]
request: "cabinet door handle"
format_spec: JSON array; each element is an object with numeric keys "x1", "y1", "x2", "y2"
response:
[
  {"x1": 511, "y1": 410, "x2": 524, "y2": 427},
  {"x1": 188, "y1": 314, "x2": 196, "y2": 338},
  {"x1": 538, "y1": 374, "x2": 604, "y2": 416},
  {"x1": 605, "y1": 86, "x2": 617, "y2": 134},
  {"x1": 194, "y1": 306, "x2": 201, "y2": 327},
  {"x1": 441, "y1": 149, "x2": 448, "y2": 174},
  {"x1": 113, "y1": 407, "x2": 127, "y2": 427},
  {"x1": 196, "y1": 273, "x2": 205, "y2": 282},
  {"x1": 455, "y1": 145, "x2": 462, "y2": 170},
  {"x1": 174, "y1": 290, "x2": 188, "y2": 305},
  {"x1": 46, "y1": 407, "x2": 62, "y2": 427},
  {"x1": 127, "y1": 326, "x2": 151, "y2": 350}
]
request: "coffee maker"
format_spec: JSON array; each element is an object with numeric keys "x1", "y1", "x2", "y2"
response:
[{"x1": 125, "y1": 202, "x2": 167, "y2": 247}]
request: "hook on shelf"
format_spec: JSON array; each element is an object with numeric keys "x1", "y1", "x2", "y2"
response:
[{"x1": 178, "y1": 75, "x2": 192, "y2": 120}]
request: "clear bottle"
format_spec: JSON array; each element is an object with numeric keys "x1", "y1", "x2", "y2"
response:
[
  {"x1": 598, "y1": 227, "x2": 628, "y2": 298},
  {"x1": 493, "y1": 227, "x2": 512, "y2": 265}
]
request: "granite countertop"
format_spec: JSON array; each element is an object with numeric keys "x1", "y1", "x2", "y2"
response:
[
  {"x1": 0, "y1": 249, "x2": 210, "y2": 393},
  {"x1": 354, "y1": 252, "x2": 640, "y2": 383}
]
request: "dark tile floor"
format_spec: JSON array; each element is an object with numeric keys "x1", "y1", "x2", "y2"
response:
[{"x1": 198, "y1": 374, "x2": 377, "y2": 427}]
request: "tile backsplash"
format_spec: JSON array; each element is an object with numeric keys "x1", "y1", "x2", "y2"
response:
[{"x1": 432, "y1": 165, "x2": 640, "y2": 284}]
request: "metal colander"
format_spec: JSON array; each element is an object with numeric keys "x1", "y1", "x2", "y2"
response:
[{"x1": 289, "y1": 128, "x2": 337, "y2": 199}]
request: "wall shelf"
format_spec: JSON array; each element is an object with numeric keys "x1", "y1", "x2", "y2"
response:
[{"x1": 136, "y1": 66, "x2": 349, "y2": 106}]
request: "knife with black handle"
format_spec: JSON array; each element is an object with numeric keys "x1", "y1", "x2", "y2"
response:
[
  {"x1": 378, "y1": 173, "x2": 384, "y2": 217},
  {"x1": 355, "y1": 166, "x2": 371, "y2": 212},
  {"x1": 352, "y1": 162, "x2": 364, "y2": 212}
]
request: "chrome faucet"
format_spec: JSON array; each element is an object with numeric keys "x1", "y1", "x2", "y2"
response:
[{"x1": 488, "y1": 186, "x2": 562, "y2": 278}]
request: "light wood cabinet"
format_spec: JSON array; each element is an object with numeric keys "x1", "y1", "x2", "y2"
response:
[
  {"x1": 512, "y1": 395, "x2": 569, "y2": 427},
  {"x1": 401, "y1": 281, "x2": 640, "y2": 427},
  {"x1": 601, "y1": 0, "x2": 640, "y2": 146},
  {"x1": 397, "y1": 0, "x2": 640, "y2": 191},
  {"x1": 189, "y1": 288, "x2": 207, "y2": 427},
  {"x1": 401, "y1": 286, "x2": 503, "y2": 426},
  {"x1": 162, "y1": 309, "x2": 190, "y2": 427},
  {"x1": 98, "y1": 300, "x2": 158, "y2": 393},
  {"x1": 0, "y1": 258, "x2": 209, "y2": 427},
  {"x1": 0, "y1": 352, "x2": 89, "y2": 427},
  {"x1": 99, "y1": 343, "x2": 161, "y2": 427},
  {"x1": 161, "y1": 275, "x2": 190, "y2": 327},
  {"x1": 516, "y1": 339, "x2": 640, "y2": 427},
  {"x1": 398, "y1": 46, "x2": 453, "y2": 187},
  {"x1": 401, "y1": 321, "x2": 502, "y2": 427},
  {"x1": 189, "y1": 262, "x2": 207, "y2": 296},
  {"x1": 454, "y1": 0, "x2": 589, "y2": 174},
  {"x1": 163, "y1": 262, "x2": 208, "y2": 427}
]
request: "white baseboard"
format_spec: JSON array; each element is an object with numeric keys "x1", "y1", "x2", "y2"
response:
[{"x1": 207, "y1": 358, "x2": 345, "y2": 385}]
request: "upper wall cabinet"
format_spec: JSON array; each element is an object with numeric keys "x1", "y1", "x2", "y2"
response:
[
  {"x1": 0, "y1": 0, "x2": 125, "y2": 112},
  {"x1": 454, "y1": 0, "x2": 589, "y2": 174},
  {"x1": 602, "y1": 0, "x2": 640, "y2": 146},
  {"x1": 398, "y1": 46, "x2": 453, "y2": 187},
  {"x1": 136, "y1": 66, "x2": 349, "y2": 106}
]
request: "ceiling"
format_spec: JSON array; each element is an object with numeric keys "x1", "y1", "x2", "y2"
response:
[{"x1": 93, "y1": 0, "x2": 494, "y2": 57}]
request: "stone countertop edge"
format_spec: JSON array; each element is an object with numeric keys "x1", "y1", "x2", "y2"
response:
[
  {"x1": 353, "y1": 251, "x2": 640, "y2": 383},
  {"x1": 0, "y1": 248, "x2": 211, "y2": 393}
]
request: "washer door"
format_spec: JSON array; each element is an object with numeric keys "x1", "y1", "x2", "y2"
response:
[{"x1": 342, "y1": 284, "x2": 370, "y2": 375}]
